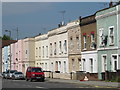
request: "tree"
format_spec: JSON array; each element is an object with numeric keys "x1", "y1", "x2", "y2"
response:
[{"x1": 2, "y1": 35, "x2": 12, "y2": 40}]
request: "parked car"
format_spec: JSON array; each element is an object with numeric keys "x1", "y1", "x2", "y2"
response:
[
  {"x1": 0, "y1": 73, "x2": 3, "y2": 78},
  {"x1": 26, "y1": 67, "x2": 45, "y2": 82},
  {"x1": 12, "y1": 72, "x2": 25, "y2": 80},
  {"x1": 2, "y1": 71, "x2": 9, "y2": 79},
  {"x1": 7, "y1": 70, "x2": 17, "y2": 79},
  {"x1": 2, "y1": 72, "x2": 6, "y2": 78}
]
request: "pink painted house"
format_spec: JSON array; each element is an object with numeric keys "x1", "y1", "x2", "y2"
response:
[
  {"x1": 10, "y1": 43, "x2": 16, "y2": 70},
  {"x1": 17, "y1": 40, "x2": 23, "y2": 72},
  {"x1": 10, "y1": 42, "x2": 18, "y2": 71},
  {"x1": 14, "y1": 42, "x2": 18, "y2": 70}
]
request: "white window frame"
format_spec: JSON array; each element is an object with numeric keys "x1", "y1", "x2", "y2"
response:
[
  {"x1": 78, "y1": 59, "x2": 81, "y2": 71},
  {"x1": 64, "y1": 61, "x2": 66, "y2": 73},
  {"x1": 111, "y1": 54, "x2": 118, "y2": 72},
  {"x1": 39, "y1": 47, "x2": 41, "y2": 58},
  {"x1": 64, "y1": 40, "x2": 67, "y2": 54},
  {"x1": 90, "y1": 58, "x2": 93, "y2": 73},
  {"x1": 54, "y1": 42, "x2": 57, "y2": 55},
  {"x1": 101, "y1": 54, "x2": 107, "y2": 72},
  {"x1": 82, "y1": 59, "x2": 86, "y2": 71},
  {"x1": 46, "y1": 46, "x2": 48, "y2": 58},
  {"x1": 42, "y1": 46, "x2": 44, "y2": 58},
  {"x1": 99, "y1": 28, "x2": 104, "y2": 46},
  {"x1": 59, "y1": 41, "x2": 62, "y2": 54},
  {"x1": 83, "y1": 35, "x2": 87, "y2": 50},
  {"x1": 109, "y1": 26, "x2": 114, "y2": 46},
  {"x1": 90, "y1": 34, "x2": 95, "y2": 49},
  {"x1": 50, "y1": 43, "x2": 52, "y2": 56}
]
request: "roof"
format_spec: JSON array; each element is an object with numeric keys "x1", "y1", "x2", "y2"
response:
[{"x1": 2, "y1": 40, "x2": 17, "y2": 48}]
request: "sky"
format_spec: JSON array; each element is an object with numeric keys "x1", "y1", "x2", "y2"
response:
[{"x1": 2, "y1": 2, "x2": 115, "y2": 40}]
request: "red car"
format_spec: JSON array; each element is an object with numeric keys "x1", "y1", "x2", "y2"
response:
[{"x1": 26, "y1": 67, "x2": 45, "y2": 82}]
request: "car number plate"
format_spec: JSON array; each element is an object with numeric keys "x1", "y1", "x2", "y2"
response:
[{"x1": 36, "y1": 77, "x2": 41, "y2": 78}]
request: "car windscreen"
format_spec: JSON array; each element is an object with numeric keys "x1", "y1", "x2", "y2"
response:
[
  {"x1": 10, "y1": 70, "x2": 17, "y2": 73},
  {"x1": 31, "y1": 68, "x2": 43, "y2": 72},
  {"x1": 14, "y1": 72, "x2": 23, "y2": 74}
]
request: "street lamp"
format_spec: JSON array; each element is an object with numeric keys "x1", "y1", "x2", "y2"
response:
[{"x1": 5, "y1": 30, "x2": 11, "y2": 40}]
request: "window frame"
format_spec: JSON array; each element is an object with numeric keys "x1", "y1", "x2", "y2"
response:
[{"x1": 109, "y1": 26, "x2": 114, "y2": 46}]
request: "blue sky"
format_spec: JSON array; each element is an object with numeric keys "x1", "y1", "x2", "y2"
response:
[{"x1": 2, "y1": 2, "x2": 110, "y2": 40}]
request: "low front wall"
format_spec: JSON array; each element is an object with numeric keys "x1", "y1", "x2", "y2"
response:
[
  {"x1": 44, "y1": 72, "x2": 71, "y2": 79},
  {"x1": 44, "y1": 71, "x2": 98, "y2": 80},
  {"x1": 101, "y1": 70, "x2": 120, "y2": 81}
]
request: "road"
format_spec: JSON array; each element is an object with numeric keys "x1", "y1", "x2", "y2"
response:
[{"x1": 2, "y1": 78, "x2": 95, "y2": 88}]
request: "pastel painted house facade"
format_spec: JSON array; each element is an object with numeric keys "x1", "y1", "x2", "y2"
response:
[
  {"x1": 35, "y1": 35, "x2": 41, "y2": 67},
  {"x1": 80, "y1": 14, "x2": 98, "y2": 73},
  {"x1": 2, "y1": 46, "x2": 10, "y2": 72},
  {"x1": 2, "y1": 48, "x2": 4, "y2": 72},
  {"x1": 96, "y1": 6, "x2": 119, "y2": 80},
  {"x1": 117, "y1": 4, "x2": 120, "y2": 71},
  {"x1": 48, "y1": 25, "x2": 69, "y2": 73},
  {"x1": 22, "y1": 37, "x2": 35, "y2": 74},
  {"x1": 35, "y1": 34, "x2": 49, "y2": 71},
  {"x1": 10, "y1": 43, "x2": 17, "y2": 70},
  {"x1": 17, "y1": 39, "x2": 23, "y2": 72}
]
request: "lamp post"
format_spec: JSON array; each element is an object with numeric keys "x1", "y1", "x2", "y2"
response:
[{"x1": 5, "y1": 30, "x2": 11, "y2": 40}]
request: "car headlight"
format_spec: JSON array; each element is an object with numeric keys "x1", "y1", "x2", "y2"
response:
[{"x1": 32, "y1": 74, "x2": 35, "y2": 76}]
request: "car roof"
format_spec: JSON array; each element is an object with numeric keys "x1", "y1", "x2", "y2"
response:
[{"x1": 28, "y1": 67, "x2": 42, "y2": 68}]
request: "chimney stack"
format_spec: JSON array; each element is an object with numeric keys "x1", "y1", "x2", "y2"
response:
[{"x1": 109, "y1": 1, "x2": 113, "y2": 7}]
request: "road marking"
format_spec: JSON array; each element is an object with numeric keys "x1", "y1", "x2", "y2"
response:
[{"x1": 36, "y1": 86, "x2": 45, "y2": 88}]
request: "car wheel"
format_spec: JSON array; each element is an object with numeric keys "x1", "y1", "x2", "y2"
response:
[
  {"x1": 41, "y1": 78, "x2": 45, "y2": 82},
  {"x1": 26, "y1": 78, "x2": 29, "y2": 81},
  {"x1": 29, "y1": 78, "x2": 32, "y2": 82}
]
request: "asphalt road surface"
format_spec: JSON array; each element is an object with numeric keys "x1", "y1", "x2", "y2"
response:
[{"x1": 2, "y1": 78, "x2": 94, "y2": 88}]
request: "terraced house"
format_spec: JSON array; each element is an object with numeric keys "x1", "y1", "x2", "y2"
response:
[
  {"x1": 80, "y1": 14, "x2": 97, "y2": 74},
  {"x1": 117, "y1": 3, "x2": 120, "y2": 73},
  {"x1": 22, "y1": 37, "x2": 35, "y2": 74},
  {"x1": 67, "y1": 20, "x2": 81, "y2": 73},
  {"x1": 35, "y1": 35, "x2": 41, "y2": 67},
  {"x1": 48, "y1": 24, "x2": 68, "y2": 73},
  {"x1": 2, "y1": 45, "x2": 10, "y2": 72},
  {"x1": 96, "y1": 3, "x2": 120, "y2": 80},
  {"x1": 35, "y1": 34, "x2": 49, "y2": 71},
  {"x1": 17, "y1": 39, "x2": 24, "y2": 72}
]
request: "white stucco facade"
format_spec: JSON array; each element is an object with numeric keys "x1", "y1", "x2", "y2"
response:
[
  {"x1": 81, "y1": 51, "x2": 98, "y2": 73},
  {"x1": 48, "y1": 26, "x2": 69, "y2": 73},
  {"x1": 35, "y1": 35, "x2": 41, "y2": 67},
  {"x1": 38, "y1": 34, "x2": 49, "y2": 71},
  {"x1": 2, "y1": 48, "x2": 4, "y2": 72}
]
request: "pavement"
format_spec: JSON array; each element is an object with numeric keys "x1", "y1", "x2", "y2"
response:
[{"x1": 46, "y1": 78, "x2": 120, "y2": 88}]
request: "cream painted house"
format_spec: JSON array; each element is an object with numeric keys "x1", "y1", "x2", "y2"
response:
[
  {"x1": 35, "y1": 34, "x2": 49, "y2": 71},
  {"x1": 35, "y1": 35, "x2": 41, "y2": 67},
  {"x1": 48, "y1": 25, "x2": 69, "y2": 73},
  {"x1": 22, "y1": 37, "x2": 35, "y2": 74}
]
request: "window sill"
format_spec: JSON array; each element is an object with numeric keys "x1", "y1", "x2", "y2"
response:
[
  {"x1": 64, "y1": 52, "x2": 67, "y2": 54},
  {"x1": 83, "y1": 48, "x2": 87, "y2": 51},
  {"x1": 109, "y1": 43, "x2": 114, "y2": 46},
  {"x1": 99, "y1": 44, "x2": 105, "y2": 47},
  {"x1": 90, "y1": 47, "x2": 95, "y2": 50}
]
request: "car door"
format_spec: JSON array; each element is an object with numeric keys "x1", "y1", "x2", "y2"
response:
[{"x1": 27, "y1": 67, "x2": 31, "y2": 79}]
